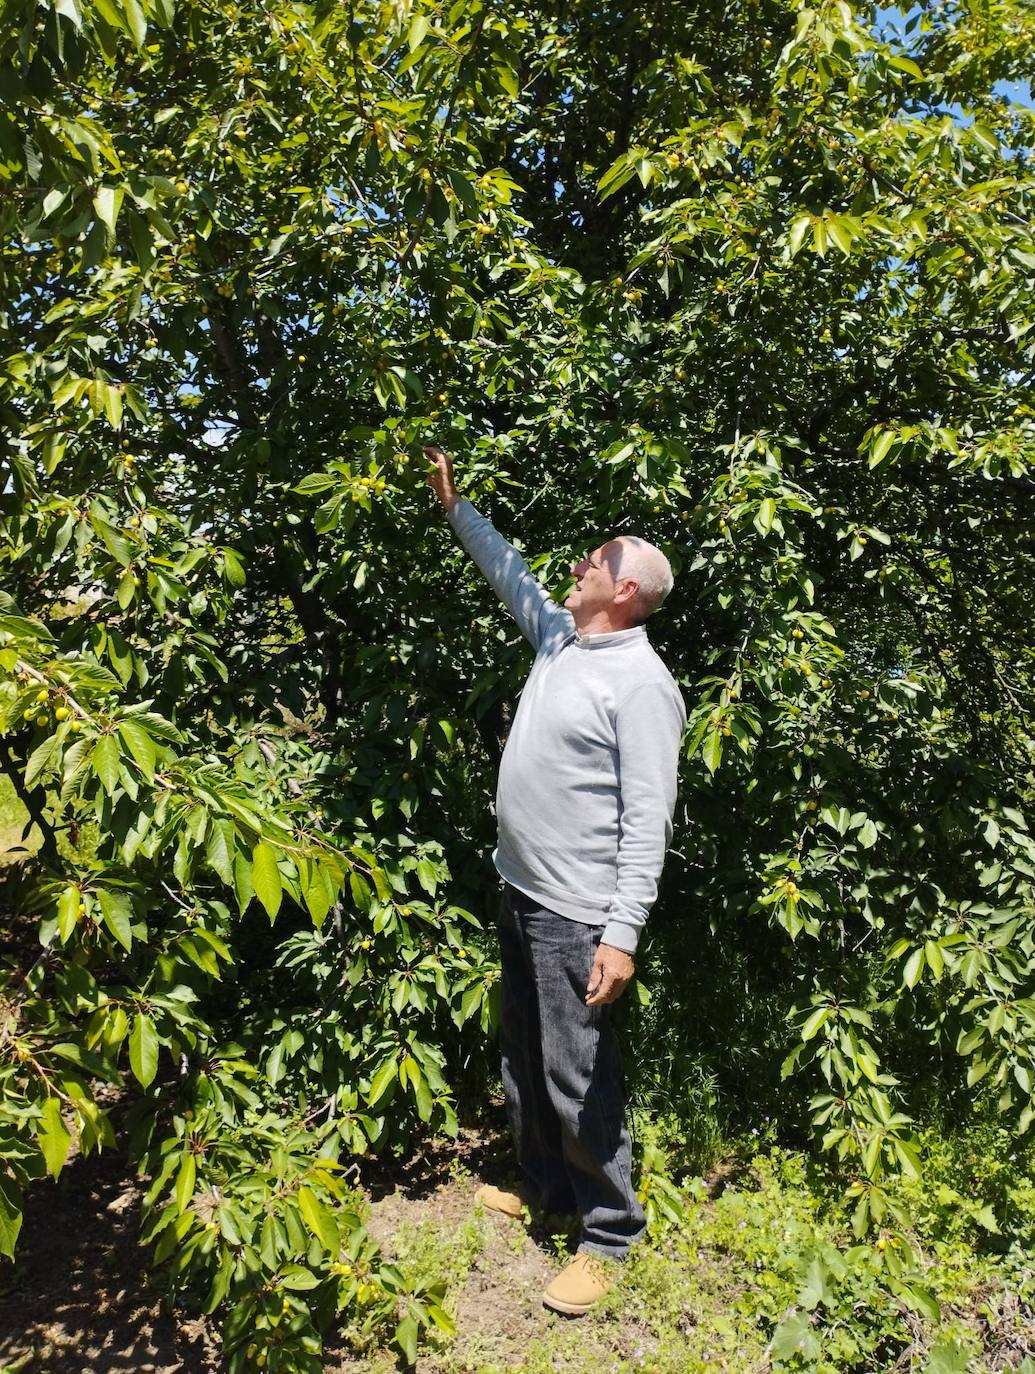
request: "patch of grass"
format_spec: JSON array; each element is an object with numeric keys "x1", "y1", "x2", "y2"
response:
[
  {"x1": 392, "y1": 1213, "x2": 490, "y2": 1319},
  {"x1": 384, "y1": 1141, "x2": 1035, "y2": 1374}
]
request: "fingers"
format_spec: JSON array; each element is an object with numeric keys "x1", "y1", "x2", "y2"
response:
[
  {"x1": 586, "y1": 972, "x2": 625, "y2": 1006},
  {"x1": 585, "y1": 954, "x2": 604, "y2": 1000},
  {"x1": 585, "y1": 953, "x2": 628, "y2": 1006},
  {"x1": 585, "y1": 943, "x2": 634, "y2": 1005},
  {"x1": 423, "y1": 445, "x2": 459, "y2": 511}
]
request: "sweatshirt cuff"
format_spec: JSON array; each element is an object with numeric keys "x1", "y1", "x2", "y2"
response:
[{"x1": 601, "y1": 919, "x2": 640, "y2": 954}]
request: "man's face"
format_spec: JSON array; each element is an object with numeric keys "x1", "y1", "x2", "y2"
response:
[{"x1": 565, "y1": 541, "x2": 621, "y2": 619}]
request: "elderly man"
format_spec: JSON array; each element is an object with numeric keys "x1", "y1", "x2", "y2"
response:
[{"x1": 425, "y1": 446, "x2": 685, "y2": 1315}]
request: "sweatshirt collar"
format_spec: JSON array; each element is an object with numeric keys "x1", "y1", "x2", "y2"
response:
[{"x1": 573, "y1": 625, "x2": 647, "y2": 651}]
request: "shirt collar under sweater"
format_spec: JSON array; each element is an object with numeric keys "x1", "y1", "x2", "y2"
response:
[{"x1": 572, "y1": 625, "x2": 647, "y2": 651}]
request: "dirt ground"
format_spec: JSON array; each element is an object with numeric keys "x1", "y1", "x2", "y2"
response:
[
  {"x1": 0, "y1": 1147, "x2": 218, "y2": 1373},
  {"x1": 0, "y1": 1126, "x2": 595, "y2": 1374},
  {"x1": 326, "y1": 1129, "x2": 578, "y2": 1374},
  {"x1": 0, "y1": 801, "x2": 609, "y2": 1374}
]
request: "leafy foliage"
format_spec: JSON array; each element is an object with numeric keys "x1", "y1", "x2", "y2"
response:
[{"x1": 1, "y1": 0, "x2": 1033, "y2": 1360}]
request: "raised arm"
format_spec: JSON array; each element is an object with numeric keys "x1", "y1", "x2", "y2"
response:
[{"x1": 425, "y1": 445, "x2": 573, "y2": 652}]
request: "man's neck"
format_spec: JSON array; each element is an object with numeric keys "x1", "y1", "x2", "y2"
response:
[{"x1": 573, "y1": 611, "x2": 638, "y2": 638}]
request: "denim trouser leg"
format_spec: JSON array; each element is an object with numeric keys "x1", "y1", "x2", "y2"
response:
[{"x1": 497, "y1": 884, "x2": 646, "y2": 1260}]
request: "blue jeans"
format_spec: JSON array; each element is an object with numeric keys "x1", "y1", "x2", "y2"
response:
[{"x1": 496, "y1": 883, "x2": 646, "y2": 1259}]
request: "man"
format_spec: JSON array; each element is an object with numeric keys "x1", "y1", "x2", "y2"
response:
[{"x1": 425, "y1": 445, "x2": 686, "y2": 1316}]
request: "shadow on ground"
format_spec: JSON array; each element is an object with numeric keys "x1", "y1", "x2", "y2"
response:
[
  {"x1": 0, "y1": 1149, "x2": 214, "y2": 1373},
  {"x1": 0, "y1": 1116, "x2": 536, "y2": 1374},
  {"x1": 353, "y1": 1110, "x2": 513, "y2": 1205},
  {"x1": 0, "y1": 1110, "x2": 582, "y2": 1374}
]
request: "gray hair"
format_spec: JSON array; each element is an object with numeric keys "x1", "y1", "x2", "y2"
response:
[{"x1": 611, "y1": 536, "x2": 674, "y2": 620}]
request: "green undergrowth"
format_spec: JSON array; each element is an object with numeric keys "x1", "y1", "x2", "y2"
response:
[
  {"x1": 391, "y1": 1213, "x2": 491, "y2": 1323},
  {"x1": 356, "y1": 1128, "x2": 1035, "y2": 1374}
]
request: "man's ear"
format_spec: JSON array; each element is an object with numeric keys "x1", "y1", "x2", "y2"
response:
[{"x1": 613, "y1": 577, "x2": 639, "y2": 607}]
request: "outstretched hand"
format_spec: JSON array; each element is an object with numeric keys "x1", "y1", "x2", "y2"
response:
[
  {"x1": 424, "y1": 445, "x2": 459, "y2": 511},
  {"x1": 586, "y1": 943, "x2": 635, "y2": 1006}
]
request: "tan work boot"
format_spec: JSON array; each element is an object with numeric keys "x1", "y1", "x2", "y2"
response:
[
  {"x1": 474, "y1": 1184, "x2": 526, "y2": 1219},
  {"x1": 542, "y1": 1252, "x2": 614, "y2": 1315}
]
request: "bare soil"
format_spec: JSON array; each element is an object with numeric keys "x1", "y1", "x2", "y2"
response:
[
  {"x1": 0, "y1": 1149, "x2": 215, "y2": 1373},
  {"x1": 327, "y1": 1125, "x2": 597, "y2": 1373},
  {"x1": 0, "y1": 1125, "x2": 597, "y2": 1374}
]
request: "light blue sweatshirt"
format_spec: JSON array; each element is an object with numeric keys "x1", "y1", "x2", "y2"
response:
[{"x1": 448, "y1": 499, "x2": 686, "y2": 953}]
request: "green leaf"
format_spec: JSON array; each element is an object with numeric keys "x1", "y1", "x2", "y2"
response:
[
  {"x1": 802, "y1": 1007, "x2": 829, "y2": 1041},
  {"x1": 754, "y1": 497, "x2": 776, "y2": 536},
  {"x1": 259, "y1": 1215, "x2": 280, "y2": 1268},
  {"x1": 315, "y1": 492, "x2": 343, "y2": 534},
  {"x1": 221, "y1": 548, "x2": 246, "y2": 587},
  {"x1": 251, "y1": 840, "x2": 283, "y2": 920},
  {"x1": 970, "y1": 123, "x2": 998, "y2": 153},
  {"x1": 128, "y1": 1011, "x2": 159, "y2": 1087},
  {"x1": 91, "y1": 513, "x2": 132, "y2": 565},
  {"x1": 0, "y1": 1175, "x2": 23, "y2": 1261},
  {"x1": 416, "y1": 857, "x2": 438, "y2": 895},
  {"x1": 233, "y1": 850, "x2": 254, "y2": 914},
  {"x1": 856, "y1": 818, "x2": 878, "y2": 849},
  {"x1": 117, "y1": 570, "x2": 137, "y2": 609},
  {"x1": 24, "y1": 734, "x2": 59, "y2": 790},
  {"x1": 37, "y1": 1098, "x2": 72, "y2": 1180},
  {"x1": 496, "y1": 65, "x2": 519, "y2": 100},
  {"x1": 826, "y1": 214, "x2": 854, "y2": 256},
  {"x1": 174, "y1": 1153, "x2": 196, "y2": 1214},
  {"x1": 280, "y1": 1264, "x2": 321, "y2": 1290},
  {"x1": 868, "y1": 429, "x2": 897, "y2": 468},
  {"x1": 206, "y1": 818, "x2": 235, "y2": 884},
  {"x1": 265, "y1": 1038, "x2": 285, "y2": 1086},
  {"x1": 367, "y1": 1056, "x2": 398, "y2": 1108},
  {"x1": 956, "y1": 1026, "x2": 984, "y2": 1056},
  {"x1": 98, "y1": 889, "x2": 133, "y2": 951},
  {"x1": 118, "y1": 720, "x2": 156, "y2": 780},
  {"x1": 57, "y1": 885, "x2": 81, "y2": 942},
  {"x1": 896, "y1": 1280, "x2": 934, "y2": 1324},
  {"x1": 296, "y1": 1186, "x2": 339, "y2": 1254},
  {"x1": 426, "y1": 1301, "x2": 456, "y2": 1337},
  {"x1": 119, "y1": 0, "x2": 148, "y2": 46},
  {"x1": 396, "y1": 1315, "x2": 418, "y2": 1365},
  {"x1": 902, "y1": 948, "x2": 924, "y2": 990},
  {"x1": 787, "y1": 214, "x2": 811, "y2": 258},
  {"x1": 972, "y1": 1203, "x2": 1000, "y2": 1232},
  {"x1": 93, "y1": 185, "x2": 124, "y2": 236},
  {"x1": 771, "y1": 1312, "x2": 820, "y2": 1364},
  {"x1": 413, "y1": 1072, "x2": 433, "y2": 1122},
  {"x1": 350, "y1": 870, "x2": 372, "y2": 911},
  {"x1": 893, "y1": 1137, "x2": 922, "y2": 1179},
  {"x1": 293, "y1": 472, "x2": 338, "y2": 495},
  {"x1": 702, "y1": 730, "x2": 723, "y2": 775},
  {"x1": 299, "y1": 854, "x2": 336, "y2": 928},
  {"x1": 92, "y1": 735, "x2": 122, "y2": 796}
]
